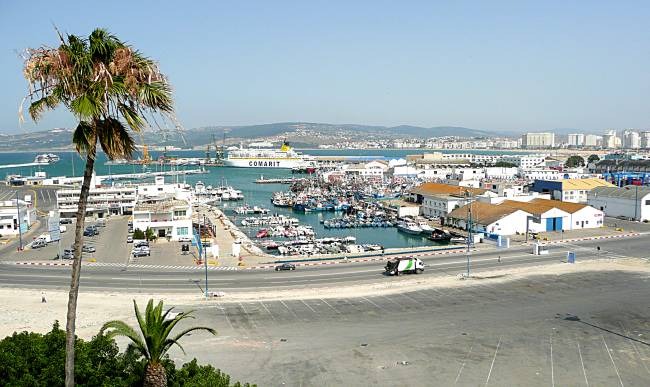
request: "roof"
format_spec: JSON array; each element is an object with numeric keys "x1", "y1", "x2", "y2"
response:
[
  {"x1": 527, "y1": 198, "x2": 590, "y2": 214},
  {"x1": 560, "y1": 178, "x2": 614, "y2": 190},
  {"x1": 411, "y1": 182, "x2": 486, "y2": 197},
  {"x1": 447, "y1": 201, "x2": 524, "y2": 225},
  {"x1": 590, "y1": 185, "x2": 650, "y2": 200}
]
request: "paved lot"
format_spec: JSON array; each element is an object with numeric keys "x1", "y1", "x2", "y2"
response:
[
  {"x1": 177, "y1": 270, "x2": 650, "y2": 386},
  {"x1": 0, "y1": 184, "x2": 59, "y2": 212}
]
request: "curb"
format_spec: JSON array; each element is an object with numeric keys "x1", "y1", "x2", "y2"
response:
[{"x1": 539, "y1": 233, "x2": 641, "y2": 245}]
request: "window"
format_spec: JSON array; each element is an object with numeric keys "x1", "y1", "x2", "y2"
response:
[
  {"x1": 576, "y1": 221, "x2": 579, "y2": 225},
  {"x1": 646, "y1": 200, "x2": 650, "y2": 205},
  {"x1": 174, "y1": 210, "x2": 187, "y2": 217},
  {"x1": 158, "y1": 187, "x2": 163, "y2": 191},
  {"x1": 177, "y1": 227, "x2": 189, "y2": 236}
]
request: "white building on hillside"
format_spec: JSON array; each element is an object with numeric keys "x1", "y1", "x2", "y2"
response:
[{"x1": 521, "y1": 133, "x2": 555, "y2": 148}]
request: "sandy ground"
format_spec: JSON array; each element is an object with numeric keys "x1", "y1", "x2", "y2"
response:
[{"x1": 1, "y1": 258, "x2": 649, "y2": 339}]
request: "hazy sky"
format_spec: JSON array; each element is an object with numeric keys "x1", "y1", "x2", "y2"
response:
[{"x1": 1, "y1": 0, "x2": 650, "y2": 134}]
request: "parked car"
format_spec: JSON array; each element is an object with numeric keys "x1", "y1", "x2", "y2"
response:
[
  {"x1": 275, "y1": 263, "x2": 296, "y2": 271},
  {"x1": 178, "y1": 236, "x2": 192, "y2": 243},
  {"x1": 134, "y1": 241, "x2": 149, "y2": 248},
  {"x1": 59, "y1": 218, "x2": 73, "y2": 224},
  {"x1": 61, "y1": 249, "x2": 74, "y2": 259},
  {"x1": 126, "y1": 235, "x2": 133, "y2": 243},
  {"x1": 83, "y1": 229, "x2": 95, "y2": 237},
  {"x1": 82, "y1": 245, "x2": 96, "y2": 253},
  {"x1": 132, "y1": 247, "x2": 150, "y2": 257},
  {"x1": 31, "y1": 240, "x2": 46, "y2": 249}
]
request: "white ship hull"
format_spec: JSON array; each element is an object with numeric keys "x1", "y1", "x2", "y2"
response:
[{"x1": 224, "y1": 158, "x2": 307, "y2": 169}]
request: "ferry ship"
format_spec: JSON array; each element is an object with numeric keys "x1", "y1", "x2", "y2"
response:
[
  {"x1": 34, "y1": 153, "x2": 60, "y2": 164},
  {"x1": 224, "y1": 142, "x2": 316, "y2": 169}
]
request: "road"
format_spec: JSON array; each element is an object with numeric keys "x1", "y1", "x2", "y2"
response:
[{"x1": 1, "y1": 233, "x2": 647, "y2": 292}]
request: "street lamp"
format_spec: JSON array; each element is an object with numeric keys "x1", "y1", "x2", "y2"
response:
[
  {"x1": 15, "y1": 190, "x2": 23, "y2": 251},
  {"x1": 465, "y1": 189, "x2": 472, "y2": 277}
]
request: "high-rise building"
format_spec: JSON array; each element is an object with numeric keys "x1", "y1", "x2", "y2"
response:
[
  {"x1": 622, "y1": 130, "x2": 640, "y2": 149},
  {"x1": 641, "y1": 131, "x2": 650, "y2": 149},
  {"x1": 521, "y1": 132, "x2": 555, "y2": 148},
  {"x1": 584, "y1": 134, "x2": 602, "y2": 147},
  {"x1": 602, "y1": 130, "x2": 619, "y2": 149},
  {"x1": 567, "y1": 133, "x2": 584, "y2": 147}
]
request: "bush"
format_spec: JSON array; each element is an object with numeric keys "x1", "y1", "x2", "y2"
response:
[
  {"x1": 0, "y1": 322, "x2": 254, "y2": 387},
  {"x1": 133, "y1": 228, "x2": 145, "y2": 240}
]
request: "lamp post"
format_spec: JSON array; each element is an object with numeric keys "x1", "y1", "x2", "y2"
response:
[
  {"x1": 15, "y1": 190, "x2": 23, "y2": 251},
  {"x1": 203, "y1": 213, "x2": 208, "y2": 298},
  {"x1": 465, "y1": 190, "x2": 472, "y2": 277}
]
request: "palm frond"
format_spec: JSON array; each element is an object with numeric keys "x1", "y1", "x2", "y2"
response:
[
  {"x1": 70, "y1": 94, "x2": 103, "y2": 120},
  {"x1": 96, "y1": 118, "x2": 136, "y2": 160},
  {"x1": 99, "y1": 320, "x2": 149, "y2": 359},
  {"x1": 164, "y1": 326, "x2": 217, "y2": 355},
  {"x1": 72, "y1": 121, "x2": 96, "y2": 156},
  {"x1": 138, "y1": 81, "x2": 173, "y2": 112}
]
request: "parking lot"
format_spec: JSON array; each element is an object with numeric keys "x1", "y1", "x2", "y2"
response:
[
  {"x1": 3, "y1": 215, "x2": 200, "y2": 267},
  {"x1": 183, "y1": 269, "x2": 650, "y2": 386}
]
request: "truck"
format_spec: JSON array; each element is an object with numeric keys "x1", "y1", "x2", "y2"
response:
[{"x1": 384, "y1": 257, "x2": 425, "y2": 276}]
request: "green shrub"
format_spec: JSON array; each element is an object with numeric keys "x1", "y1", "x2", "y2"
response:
[{"x1": 0, "y1": 322, "x2": 254, "y2": 387}]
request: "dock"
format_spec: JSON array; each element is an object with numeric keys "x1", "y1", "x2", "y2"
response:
[{"x1": 255, "y1": 177, "x2": 305, "y2": 184}]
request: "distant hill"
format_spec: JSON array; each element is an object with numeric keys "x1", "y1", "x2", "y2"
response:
[{"x1": 0, "y1": 122, "x2": 500, "y2": 151}]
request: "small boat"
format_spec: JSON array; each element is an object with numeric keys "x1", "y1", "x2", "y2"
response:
[
  {"x1": 418, "y1": 220, "x2": 435, "y2": 234},
  {"x1": 428, "y1": 228, "x2": 452, "y2": 242},
  {"x1": 397, "y1": 221, "x2": 423, "y2": 235},
  {"x1": 256, "y1": 229, "x2": 269, "y2": 238}
]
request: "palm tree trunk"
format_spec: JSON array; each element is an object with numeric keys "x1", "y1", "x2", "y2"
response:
[
  {"x1": 64, "y1": 143, "x2": 97, "y2": 387},
  {"x1": 144, "y1": 362, "x2": 168, "y2": 387}
]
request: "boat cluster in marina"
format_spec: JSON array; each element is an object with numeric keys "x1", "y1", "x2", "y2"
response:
[
  {"x1": 260, "y1": 236, "x2": 383, "y2": 256},
  {"x1": 194, "y1": 181, "x2": 244, "y2": 203},
  {"x1": 240, "y1": 215, "x2": 300, "y2": 227},
  {"x1": 255, "y1": 225, "x2": 316, "y2": 238},
  {"x1": 323, "y1": 214, "x2": 396, "y2": 229},
  {"x1": 233, "y1": 205, "x2": 270, "y2": 215}
]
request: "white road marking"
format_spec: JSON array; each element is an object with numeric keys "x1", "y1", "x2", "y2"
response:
[
  {"x1": 320, "y1": 298, "x2": 341, "y2": 315},
  {"x1": 485, "y1": 336, "x2": 502, "y2": 386},
  {"x1": 216, "y1": 302, "x2": 235, "y2": 331},
  {"x1": 576, "y1": 339, "x2": 589, "y2": 386},
  {"x1": 550, "y1": 334, "x2": 555, "y2": 387},
  {"x1": 361, "y1": 296, "x2": 387, "y2": 312},
  {"x1": 280, "y1": 300, "x2": 300, "y2": 319},
  {"x1": 602, "y1": 336, "x2": 624, "y2": 387},
  {"x1": 618, "y1": 322, "x2": 650, "y2": 375},
  {"x1": 454, "y1": 345, "x2": 473, "y2": 384},
  {"x1": 300, "y1": 299, "x2": 317, "y2": 314},
  {"x1": 238, "y1": 302, "x2": 257, "y2": 329},
  {"x1": 259, "y1": 301, "x2": 276, "y2": 322}
]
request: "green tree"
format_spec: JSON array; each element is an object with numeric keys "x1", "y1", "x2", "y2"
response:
[
  {"x1": 100, "y1": 299, "x2": 216, "y2": 387},
  {"x1": 21, "y1": 29, "x2": 173, "y2": 386},
  {"x1": 0, "y1": 322, "x2": 253, "y2": 386},
  {"x1": 145, "y1": 227, "x2": 157, "y2": 241},
  {"x1": 565, "y1": 155, "x2": 585, "y2": 168},
  {"x1": 587, "y1": 154, "x2": 600, "y2": 163},
  {"x1": 133, "y1": 228, "x2": 146, "y2": 240}
]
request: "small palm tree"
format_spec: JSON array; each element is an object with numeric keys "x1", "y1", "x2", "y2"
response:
[
  {"x1": 21, "y1": 28, "x2": 173, "y2": 386},
  {"x1": 101, "y1": 299, "x2": 216, "y2": 387}
]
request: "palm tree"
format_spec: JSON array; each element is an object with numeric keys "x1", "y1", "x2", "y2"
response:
[
  {"x1": 101, "y1": 299, "x2": 216, "y2": 387},
  {"x1": 21, "y1": 28, "x2": 173, "y2": 386}
]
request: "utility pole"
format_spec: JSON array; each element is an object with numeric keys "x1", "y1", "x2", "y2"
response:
[
  {"x1": 203, "y1": 213, "x2": 208, "y2": 298},
  {"x1": 15, "y1": 190, "x2": 23, "y2": 251},
  {"x1": 465, "y1": 190, "x2": 472, "y2": 277}
]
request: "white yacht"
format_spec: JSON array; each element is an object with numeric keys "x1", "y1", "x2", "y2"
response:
[
  {"x1": 397, "y1": 221, "x2": 423, "y2": 235},
  {"x1": 224, "y1": 141, "x2": 316, "y2": 169}
]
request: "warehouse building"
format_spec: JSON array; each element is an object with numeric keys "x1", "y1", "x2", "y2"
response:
[
  {"x1": 588, "y1": 185, "x2": 650, "y2": 222},
  {"x1": 531, "y1": 178, "x2": 614, "y2": 203}
]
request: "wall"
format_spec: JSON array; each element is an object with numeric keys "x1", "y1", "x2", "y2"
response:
[{"x1": 588, "y1": 193, "x2": 650, "y2": 222}]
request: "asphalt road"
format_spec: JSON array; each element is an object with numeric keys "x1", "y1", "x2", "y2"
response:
[{"x1": 1, "y1": 234, "x2": 647, "y2": 292}]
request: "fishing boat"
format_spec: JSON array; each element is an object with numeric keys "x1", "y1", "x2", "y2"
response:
[{"x1": 34, "y1": 153, "x2": 60, "y2": 164}]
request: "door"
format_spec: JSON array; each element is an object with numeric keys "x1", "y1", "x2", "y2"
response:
[
  {"x1": 555, "y1": 217, "x2": 562, "y2": 231},
  {"x1": 546, "y1": 218, "x2": 553, "y2": 231},
  {"x1": 158, "y1": 229, "x2": 166, "y2": 237}
]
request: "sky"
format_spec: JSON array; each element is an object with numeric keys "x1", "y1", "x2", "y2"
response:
[{"x1": 1, "y1": 0, "x2": 650, "y2": 134}]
